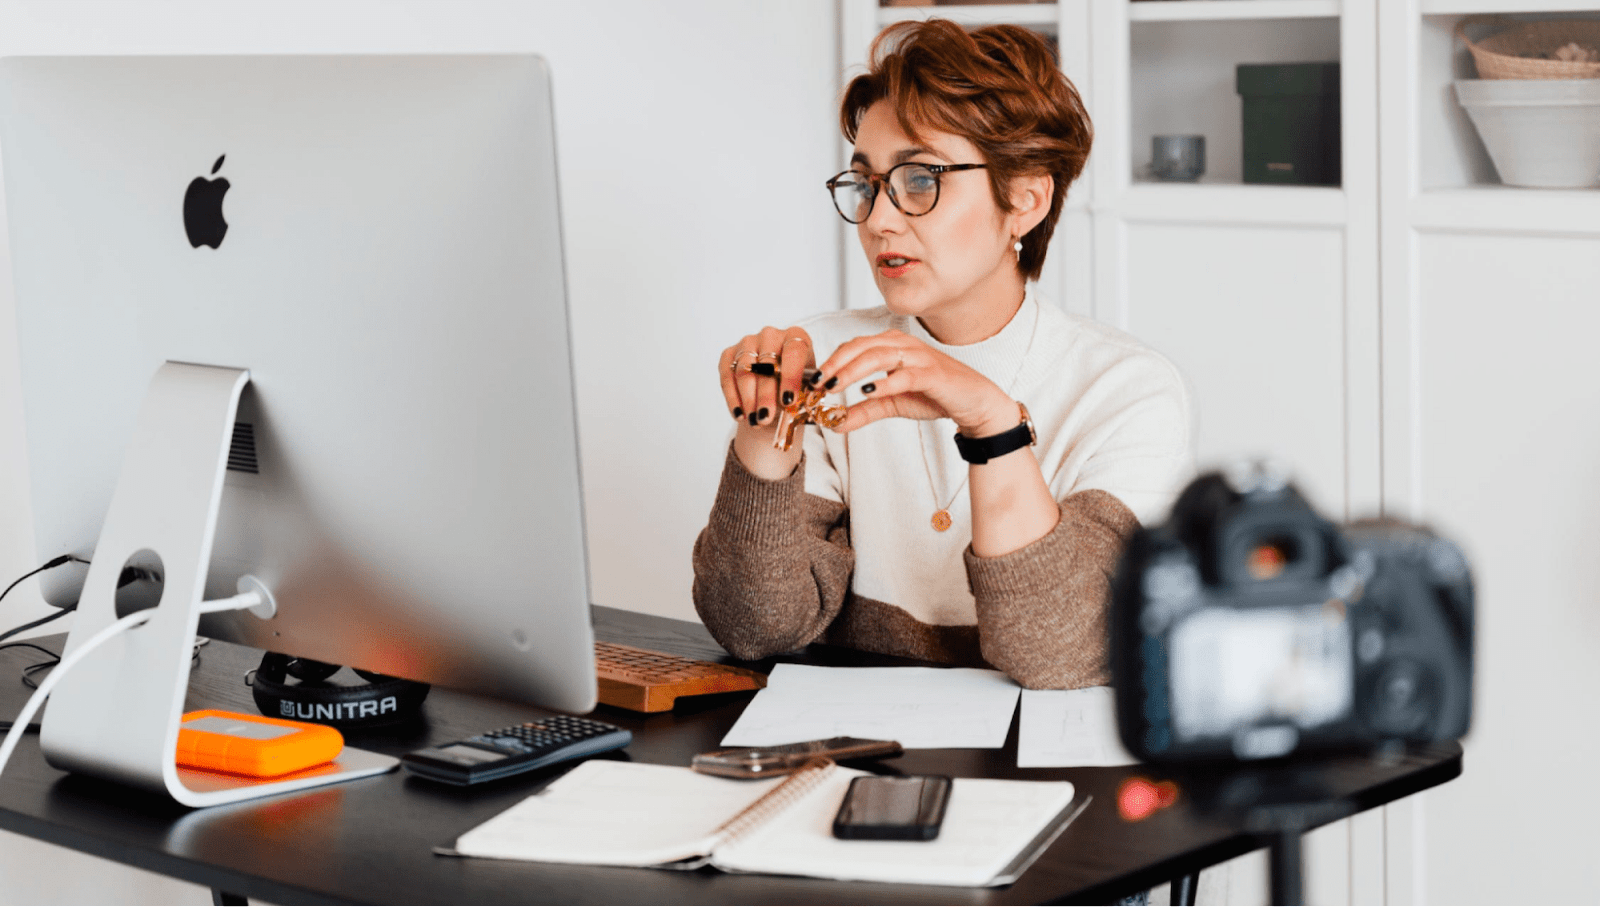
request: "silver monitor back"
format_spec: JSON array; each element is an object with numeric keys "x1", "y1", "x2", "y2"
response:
[{"x1": 0, "y1": 54, "x2": 597, "y2": 713}]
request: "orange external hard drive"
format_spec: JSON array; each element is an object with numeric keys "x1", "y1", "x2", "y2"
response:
[{"x1": 176, "y1": 709, "x2": 344, "y2": 778}]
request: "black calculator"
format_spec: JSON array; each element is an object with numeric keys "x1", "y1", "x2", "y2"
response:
[{"x1": 400, "y1": 716, "x2": 632, "y2": 786}]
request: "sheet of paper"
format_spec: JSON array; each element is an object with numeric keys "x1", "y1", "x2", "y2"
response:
[
  {"x1": 721, "y1": 664, "x2": 1021, "y2": 749},
  {"x1": 1017, "y1": 686, "x2": 1139, "y2": 768}
]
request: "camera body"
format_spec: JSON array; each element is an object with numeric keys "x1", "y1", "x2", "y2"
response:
[{"x1": 1111, "y1": 466, "x2": 1473, "y2": 763}]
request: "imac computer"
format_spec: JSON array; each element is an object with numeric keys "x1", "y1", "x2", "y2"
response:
[{"x1": 0, "y1": 55, "x2": 597, "y2": 804}]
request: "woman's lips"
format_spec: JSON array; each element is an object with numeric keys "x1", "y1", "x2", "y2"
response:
[{"x1": 876, "y1": 254, "x2": 919, "y2": 278}]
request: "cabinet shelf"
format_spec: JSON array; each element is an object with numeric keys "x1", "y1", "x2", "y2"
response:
[
  {"x1": 1128, "y1": 15, "x2": 1341, "y2": 186},
  {"x1": 1128, "y1": 0, "x2": 1340, "y2": 23},
  {"x1": 877, "y1": 3, "x2": 1060, "y2": 28},
  {"x1": 1419, "y1": 0, "x2": 1600, "y2": 13},
  {"x1": 1119, "y1": 182, "x2": 1346, "y2": 227},
  {"x1": 1411, "y1": 186, "x2": 1600, "y2": 235}
]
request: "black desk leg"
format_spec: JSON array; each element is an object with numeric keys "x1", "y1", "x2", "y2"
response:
[
  {"x1": 1269, "y1": 829, "x2": 1304, "y2": 906},
  {"x1": 1171, "y1": 872, "x2": 1199, "y2": 906},
  {"x1": 211, "y1": 889, "x2": 246, "y2": 906}
]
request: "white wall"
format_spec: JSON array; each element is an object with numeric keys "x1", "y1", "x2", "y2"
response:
[{"x1": 0, "y1": 1, "x2": 839, "y2": 902}]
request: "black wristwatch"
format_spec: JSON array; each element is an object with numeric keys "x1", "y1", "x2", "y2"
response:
[{"x1": 954, "y1": 402, "x2": 1036, "y2": 465}]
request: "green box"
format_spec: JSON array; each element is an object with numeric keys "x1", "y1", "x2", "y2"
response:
[{"x1": 1236, "y1": 62, "x2": 1341, "y2": 186}]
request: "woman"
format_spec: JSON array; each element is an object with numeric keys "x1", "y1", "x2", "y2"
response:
[{"x1": 693, "y1": 20, "x2": 1193, "y2": 689}]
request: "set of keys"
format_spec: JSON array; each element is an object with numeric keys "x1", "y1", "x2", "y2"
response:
[
  {"x1": 745, "y1": 369, "x2": 851, "y2": 454},
  {"x1": 771, "y1": 373, "x2": 848, "y2": 452},
  {"x1": 736, "y1": 356, "x2": 847, "y2": 452}
]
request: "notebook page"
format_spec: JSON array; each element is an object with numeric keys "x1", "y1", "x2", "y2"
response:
[
  {"x1": 451, "y1": 760, "x2": 787, "y2": 866},
  {"x1": 710, "y1": 772, "x2": 1078, "y2": 887}
]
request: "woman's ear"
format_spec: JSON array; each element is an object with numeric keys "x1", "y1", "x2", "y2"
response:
[{"x1": 1009, "y1": 172, "x2": 1054, "y2": 237}]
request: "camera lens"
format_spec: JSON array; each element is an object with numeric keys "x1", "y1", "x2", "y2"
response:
[{"x1": 1246, "y1": 537, "x2": 1299, "y2": 580}]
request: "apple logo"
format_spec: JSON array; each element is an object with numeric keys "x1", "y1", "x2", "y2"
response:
[{"x1": 183, "y1": 155, "x2": 230, "y2": 249}]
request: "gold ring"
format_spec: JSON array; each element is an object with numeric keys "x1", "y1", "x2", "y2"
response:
[{"x1": 754, "y1": 352, "x2": 778, "y2": 361}]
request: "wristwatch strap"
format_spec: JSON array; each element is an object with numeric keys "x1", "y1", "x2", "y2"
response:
[{"x1": 954, "y1": 402, "x2": 1036, "y2": 465}]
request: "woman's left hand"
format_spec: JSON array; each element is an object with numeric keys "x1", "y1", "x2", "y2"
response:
[{"x1": 814, "y1": 329, "x2": 1020, "y2": 437}]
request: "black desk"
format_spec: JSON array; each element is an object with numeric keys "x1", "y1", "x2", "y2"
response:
[{"x1": 0, "y1": 606, "x2": 1460, "y2": 905}]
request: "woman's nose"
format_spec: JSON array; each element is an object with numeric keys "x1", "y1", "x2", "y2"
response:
[{"x1": 863, "y1": 187, "x2": 905, "y2": 234}]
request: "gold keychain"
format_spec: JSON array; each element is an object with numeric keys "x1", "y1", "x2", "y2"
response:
[{"x1": 773, "y1": 383, "x2": 846, "y2": 452}]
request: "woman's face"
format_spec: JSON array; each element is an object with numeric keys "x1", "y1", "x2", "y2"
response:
[{"x1": 850, "y1": 100, "x2": 1024, "y2": 336}]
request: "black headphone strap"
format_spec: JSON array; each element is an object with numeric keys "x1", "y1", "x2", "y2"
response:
[{"x1": 250, "y1": 652, "x2": 429, "y2": 729}]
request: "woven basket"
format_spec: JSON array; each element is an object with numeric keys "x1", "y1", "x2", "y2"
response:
[{"x1": 1457, "y1": 16, "x2": 1600, "y2": 80}]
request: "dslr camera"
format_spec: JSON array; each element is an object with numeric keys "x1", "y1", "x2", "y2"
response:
[{"x1": 1110, "y1": 464, "x2": 1473, "y2": 763}]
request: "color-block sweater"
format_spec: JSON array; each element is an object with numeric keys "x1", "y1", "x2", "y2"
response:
[{"x1": 692, "y1": 292, "x2": 1194, "y2": 689}]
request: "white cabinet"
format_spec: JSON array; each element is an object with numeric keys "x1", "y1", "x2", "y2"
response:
[{"x1": 1379, "y1": 3, "x2": 1600, "y2": 904}]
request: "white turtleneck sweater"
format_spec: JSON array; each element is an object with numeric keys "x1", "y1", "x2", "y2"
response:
[{"x1": 693, "y1": 290, "x2": 1195, "y2": 687}]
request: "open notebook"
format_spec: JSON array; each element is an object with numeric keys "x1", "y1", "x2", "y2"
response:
[{"x1": 440, "y1": 759, "x2": 1086, "y2": 888}]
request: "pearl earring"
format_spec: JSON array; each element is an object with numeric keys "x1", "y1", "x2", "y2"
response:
[{"x1": 1013, "y1": 238, "x2": 1023, "y2": 256}]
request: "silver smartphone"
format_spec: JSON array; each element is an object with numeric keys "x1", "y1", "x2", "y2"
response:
[{"x1": 690, "y1": 737, "x2": 903, "y2": 779}]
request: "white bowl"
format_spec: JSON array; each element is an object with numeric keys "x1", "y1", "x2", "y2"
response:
[{"x1": 1455, "y1": 78, "x2": 1600, "y2": 188}]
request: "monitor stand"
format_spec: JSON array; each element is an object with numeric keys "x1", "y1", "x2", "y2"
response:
[{"x1": 39, "y1": 362, "x2": 397, "y2": 807}]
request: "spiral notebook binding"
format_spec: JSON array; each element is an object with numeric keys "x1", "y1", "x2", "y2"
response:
[{"x1": 710, "y1": 757, "x2": 837, "y2": 848}]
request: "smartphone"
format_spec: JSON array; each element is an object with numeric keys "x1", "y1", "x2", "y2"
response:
[
  {"x1": 691, "y1": 737, "x2": 903, "y2": 779},
  {"x1": 832, "y1": 774, "x2": 952, "y2": 841}
]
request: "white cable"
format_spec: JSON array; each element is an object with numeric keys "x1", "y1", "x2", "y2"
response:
[
  {"x1": 198, "y1": 590, "x2": 263, "y2": 614},
  {"x1": 0, "y1": 582, "x2": 271, "y2": 780},
  {"x1": 0, "y1": 609, "x2": 153, "y2": 779}
]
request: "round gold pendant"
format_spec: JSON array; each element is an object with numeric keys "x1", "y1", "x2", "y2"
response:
[{"x1": 931, "y1": 510, "x2": 953, "y2": 532}]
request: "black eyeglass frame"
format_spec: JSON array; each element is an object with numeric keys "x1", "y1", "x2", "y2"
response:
[{"x1": 824, "y1": 162, "x2": 988, "y2": 224}]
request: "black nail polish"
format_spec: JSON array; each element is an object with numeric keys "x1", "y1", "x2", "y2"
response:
[
  {"x1": 861, "y1": 383, "x2": 876, "y2": 394},
  {"x1": 751, "y1": 362, "x2": 777, "y2": 377},
  {"x1": 732, "y1": 407, "x2": 744, "y2": 419},
  {"x1": 824, "y1": 377, "x2": 838, "y2": 390},
  {"x1": 803, "y1": 372, "x2": 819, "y2": 388},
  {"x1": 782, "y1": 391, "x2": 795, "y2": 406},
  {"x1": 748, "y1": 412, "x2": 759, "y2": 426},
  {"x1": 758, "y1": 407, "x2": 770, "y2": 423}
]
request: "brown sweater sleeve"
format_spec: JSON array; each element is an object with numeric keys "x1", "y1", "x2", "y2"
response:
[
  {"x1": 965, "y1": 489, "x2": 1139, "y2": 690},
  {"x1": 691, "y1": 444, "x2": 854, "y2": 660}
]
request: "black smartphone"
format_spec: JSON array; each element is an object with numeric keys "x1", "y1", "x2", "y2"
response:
[{"x1": 832, "y1": 774, "x2": 952, "y2": 841}]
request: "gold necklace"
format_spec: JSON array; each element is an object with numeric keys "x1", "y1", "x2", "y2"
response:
[{"x1": 915, "y1": 297, "x2": 1041, "y2": 532}]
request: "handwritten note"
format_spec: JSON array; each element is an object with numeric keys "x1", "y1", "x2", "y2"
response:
[
  {"x1": 721, "y1": 664, "x2": 1021, "y2": 749},
  {"x1": 1016, "y1": 687, "x2": 1139, "y2": 768}
]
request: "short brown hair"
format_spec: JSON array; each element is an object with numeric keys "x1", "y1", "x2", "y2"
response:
[{"x1": 841, "y1": 20, "x2": 1092, "y2": 282}]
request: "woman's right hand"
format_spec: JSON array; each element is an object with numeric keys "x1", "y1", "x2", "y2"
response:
[{"x1": 718, "y1": 326, "x2": 814, "y2": 479}]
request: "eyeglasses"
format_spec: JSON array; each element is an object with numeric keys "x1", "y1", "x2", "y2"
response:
[{"x1": 825, "y1": 162, "x2": 987, "y2": 225}]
